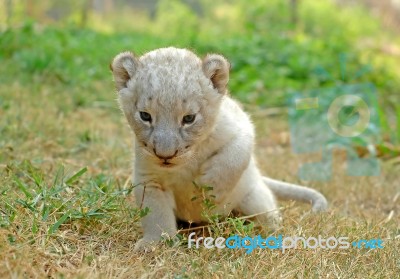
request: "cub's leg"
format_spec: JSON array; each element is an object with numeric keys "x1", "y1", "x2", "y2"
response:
[
  {"x1": 198, "y1": 134, "x2": 253, "y2": 204},
  {"x1": 236, "y1": 160, "x2": 281, "y2": 229},
  {"x1": 133, "y1": 184, "x2": 177, "y2": 252}
]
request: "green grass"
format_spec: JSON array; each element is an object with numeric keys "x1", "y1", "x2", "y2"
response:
[
  {"x1": 1, "y1": 1, "x2": 400, "y2": 141},
  {"x1": 0, "y1": 0, "x2": 399, "y2": 277}
]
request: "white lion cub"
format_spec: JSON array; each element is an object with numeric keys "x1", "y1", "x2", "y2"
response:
[{"x1": 110, "y1": 47, "x2": 328, "y2": 252}]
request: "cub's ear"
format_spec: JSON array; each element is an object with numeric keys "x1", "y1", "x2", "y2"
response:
[
  {"x1": 110, "y1": 51, "x2": 139, "y2": 91},
  {"x1": 202, "y1": 54, "x2": 230, "y2": 94}
]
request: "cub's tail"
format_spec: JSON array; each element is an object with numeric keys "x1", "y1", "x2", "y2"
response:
[{"x1": 263, "y1": 177, "x2": 328, "y2": 212}]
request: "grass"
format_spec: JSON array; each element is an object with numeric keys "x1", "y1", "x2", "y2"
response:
[
  {"x1": 1, "y1": 0, "x2": 400, "y2": 277},
  {"x1": 0, "y1": 76, "x2": 399, "y2": 278}
]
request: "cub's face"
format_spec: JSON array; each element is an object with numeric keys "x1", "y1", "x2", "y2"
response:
[{"x1": 111, "y1": 47, "x2": 230, "y2": 168}]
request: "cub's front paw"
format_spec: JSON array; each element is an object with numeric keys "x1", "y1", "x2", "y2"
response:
[
  {"x1": 197, "y1": 167, "x2": 226, "y2": 201},
  {"x1": 133, "y1": 238, "x2": 158, "y2": 253}
]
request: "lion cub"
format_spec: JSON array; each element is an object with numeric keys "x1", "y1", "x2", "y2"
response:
[{"x1": 111, "y1": 47, "x2": 328, "y2": 252}]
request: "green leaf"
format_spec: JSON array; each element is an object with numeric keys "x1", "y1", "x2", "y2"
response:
[
  {"x1": 42, "y1": 204, "x2": 50, "y2": 221},
  {"x1": 65, "y1": 167, "x2": 88, "y2": 185},
  {"x1": 48, "y1": 211, "x2": 70, "y2": 234},
  {"x1": 32, "y1": 217, "x2": 39, "y2": 234},
  {"x1": 14, "y1": 177, "x2": 32, "y2": 198},
  {"x1": 15, "y1": 199, "x2": 36, "y2": 212},
  {"x1": 139, "y1": 207, "x2": 150, "y2": 218}
]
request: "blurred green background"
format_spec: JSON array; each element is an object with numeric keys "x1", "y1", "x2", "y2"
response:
[{"x1": 1, "y1": 0, "x2": 400, "y2": 147}]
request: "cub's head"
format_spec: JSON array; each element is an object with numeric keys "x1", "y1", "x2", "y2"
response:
[{"x1": 110, "y1": 47, "x2": 230, "y2": 168}]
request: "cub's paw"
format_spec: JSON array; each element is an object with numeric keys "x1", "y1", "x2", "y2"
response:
[
  {"x1": 268, "y1": 212, "x2": 283, "y2": 231},
  {"x1": 197, "y1": 171, "x2": 227, "y2": 203},
  {"x1": 254, "y1": 211, "x2": 282, "y2": 231},
  {"x1": 311, "y1": 199, "x2": 328, "y2": 212},
  {"x1": 133, "y1": 238, "x2": 158, "y2": 253}
]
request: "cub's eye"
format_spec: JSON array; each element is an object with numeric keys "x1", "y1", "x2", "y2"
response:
[
  {"x1": 182, "y1": 114, "x2": 196, "y2": 125},
  {"x1": 139, "y1": 111, "x2": 152, "y2": 122}
]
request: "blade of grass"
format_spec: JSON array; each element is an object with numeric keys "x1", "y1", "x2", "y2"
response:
[
  {"x1": 14, "y1": 177, "x2": 33, "y2": 199},
  {"x1": 15, "y1": 199, "x2": 36, "y2": 212},
  {"x1": 53, "y1": 165, "x2": 65, "y2": 188},
  {"x1": 65, "y1": 167, "x2": 87, "y2": 185},
  {"x1": 48, "y1": 210, "x2": 70, "y2": 234}
]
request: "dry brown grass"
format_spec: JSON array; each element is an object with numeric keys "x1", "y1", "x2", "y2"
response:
[{"x1": 0, "y1": 82, "x2": 399, "y2": 278}]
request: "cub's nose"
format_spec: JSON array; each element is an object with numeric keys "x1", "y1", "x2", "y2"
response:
[{"x1": 153, "y1": 148, "x2": 178, "y2": 160}]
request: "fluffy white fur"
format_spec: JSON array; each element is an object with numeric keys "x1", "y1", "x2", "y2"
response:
[{"x1": 110, "y1": 47, "x2": 328, "y2": 252}]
